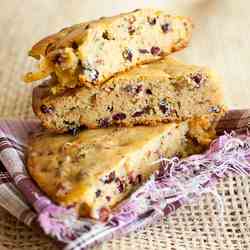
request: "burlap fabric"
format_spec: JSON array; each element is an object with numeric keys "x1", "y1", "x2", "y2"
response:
[
  {"x1": 1, "y1": 174, "x2": 250, "y2": 250},
  {"x1": 0, "y1": 0, "x2": 250, "y2": 249}
]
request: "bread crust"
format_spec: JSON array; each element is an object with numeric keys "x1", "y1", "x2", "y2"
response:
[
  {"x1": 32, "y1": 57, "x2": 226, "y2": 133},
  {"x1": 25, "y1": 9, "x2": 193, "y2": 89},
  {"x1": 26, "y1": 121, "x2": 206, "y2": 219}
]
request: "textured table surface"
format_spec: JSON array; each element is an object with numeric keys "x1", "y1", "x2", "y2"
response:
[{"x1": 0, "y1": 0, "x2": 250, "y2": 249}]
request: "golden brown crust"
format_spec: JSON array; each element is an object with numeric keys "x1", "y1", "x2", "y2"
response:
[
  {"x1": 32, "y1": 57, "x2": 227, "y2": 134},
  {"x1": 29, "y1": 23, "x2": 88, "y2": 59},
  {"x1": 30, "y1": 9, "x2": 192, "y2": 59},
  {"x1": 26, "y1": 121, "x2": 206, "y2": 218},
  {"x1": 29, "y1": 33, "x2": 61, "y2": 59},
  {"x1": 25, "y1": 9, "x2": 193, "y2": 90}
]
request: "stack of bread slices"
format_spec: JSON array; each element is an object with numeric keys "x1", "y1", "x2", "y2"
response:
[{"x1": 24, "y1": 9, "x2": 226, "y2": 220}]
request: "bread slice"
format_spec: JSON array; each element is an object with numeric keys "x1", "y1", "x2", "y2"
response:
[
  {"x1": 24, "y1": 9, "x2": 193, "y2": 91},
  {"x1": 27, "y1": 120, "x2": 211, "y2": 219},
  {"x1": 32, "y1": 57, "x2": 226, "y2": 134}
]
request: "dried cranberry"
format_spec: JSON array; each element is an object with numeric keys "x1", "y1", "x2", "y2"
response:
[
  {"x1": 190, "y1": 73, "x2": 205, "y2": 88},
  {"x1": 192, "y1": 73, "x2": 203, "y2": 83},
  {"x1": 72, "y1": 42, "x2": 78, "y2": 50},
  {"x1": 135, "y1": 85, "x2": 143, "y2": 94},
  {"x1": 102, "y1": 30, "x2": 114, "y2": 40},
  {"x1": 123, "y1": 84, "x2": 143, "y2": 95},
  {"x1": 102, "y1": 171, "x2": 116, "y2": 184},
  {"x1": 40, "y1": 105, "x2": 54, "y2": 114},
  {"x1": 52, "y1": 54, "x2": 62, "y2": 64},
  {"x1": 106, "y1": 196, "x2": 111, "y2": 202},
  {"x1": 102, "y1": 30, "x2": 110, "y2": 40},
  {"x1": 208, "y1": 106, "x2": 221, "y2": 113},
  {"x1": 107, "y1": 105, "x2": 114, "y2": 112},
  {"x1": 136, "y1": 174, "x2": 142, "y2": 184},
  {"x1": 128, "y1": 26, "x2": 135, "y2": 35},
  {"x1": 159, "y1": 100, "x2": 171, "y2": 115},
  {"x1": 95, "y1": 189, "x2": 101, "y2": 198},
  {"x1": 122, "y1": 49, "x2": 133, "y2": 62},
  {"x1": 116, "y1": 178, "x2": 125, "y2": 193},
  {"x1": 147, "y1": 16, "x2": 156, "y2": 25},
  {"x1": 68, "y1": 127, "x2": 80, "y2": 136},
  {"x1": 161, "y1": 23, "x2": 171, "y2": 33},
  {"x1": 139, "y1": 49, "x2": 149, "y2": 54},
  {"x1": 151, "y1": 46, "x2": 161, "y2": 56},
  {"x1": 99, "y1": 207, "x2": 110, "y2": 222},
  {"x1": 98, "y1": 118, "x2": 110, "y2": 128},
  {"x1": 82, "y1": 66, "x2": 99, "y2": 82},
  {"x1": 112, "y1": 113, "x2": 126, "y2": 121},
  {"x1": 132, "y1": 106, "x2": 151, "y2": 117},
  {"x1": 65, "y1": 122, "x2": 82, "y2": 136},
  {"x1": 90, "y1": 69, "x2": 99, "y2": 81},
  {"x1": 146, "y1": 89, "x2": 152, "y2": 95}
]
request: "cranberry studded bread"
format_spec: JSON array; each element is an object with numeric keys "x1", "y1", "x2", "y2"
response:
[
  {"x1": 24, "y1": 9, "x2": 193, "y2": 92},
  {"x1": 33, "y1": 57, "x2": 226, "y2": 133},
  {"x1": 27, "y1": 119, "x2": 215, "y2": 220}
]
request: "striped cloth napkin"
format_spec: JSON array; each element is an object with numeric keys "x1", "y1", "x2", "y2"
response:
[{"x1": 0, "y1": 110, "x2": 249, "y2": 250}]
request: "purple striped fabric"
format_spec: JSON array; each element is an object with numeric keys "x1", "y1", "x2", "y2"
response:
[
  {"x1": 0, "y1": 162, "x2": 11, "y2": 184},
  {"x1": 0, "y1": 110, "x2": 249, "y2": 250}
]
